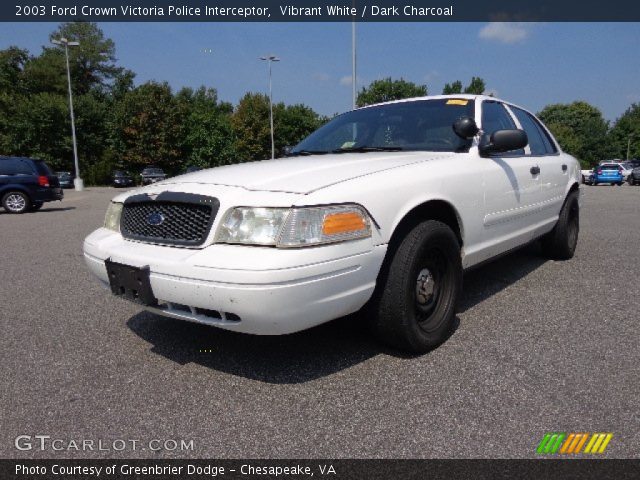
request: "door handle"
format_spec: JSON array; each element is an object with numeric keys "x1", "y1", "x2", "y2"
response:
[
  {"x1": 562, "y1": 164, "x2": 567, "y2": 172},
  {"x1": 530, "y1": 166, "x2": 540, "y2": 175}
]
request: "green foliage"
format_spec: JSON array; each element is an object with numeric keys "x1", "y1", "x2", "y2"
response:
[
  {"x1": 538, "y1": 101, "x2": 611, "y2": 167},
  {"x1": 231, "y1": 92, "x2": 272, "y2": 161},
  {"x1": 111, "y1": 81, "x2": 183, "y2": 171},
  {"x1": 0, "y1": 22, "x2": 638, "y2": 184},
  {"x1": 442, "y1": 80, "x2": 462, "y2": 95},
  {"x1": 442, "y1": 77, "x2": 486, "y2": 95},
  {"x1": 464, "y1": 77, "x2": 486, "y2": 94},
  {"x1": 274, "y1": 103, "x2": 324, "y2": 155},
  {"x1": 176, "y1": 86, "x2": 236, "y2": 168},
  {"x1": 607, "y1": 104, "x2": 640, "y2": 160},
  {"x1": 49, "y1": 22, "x2": 121, "y2": 95},
  {"x1": 357, "y1": 78, "x2": 427, "y2": 107}
]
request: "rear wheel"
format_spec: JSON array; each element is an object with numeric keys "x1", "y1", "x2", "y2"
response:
[
  {"x1": 541, "y1": 190, "x2": 579, "y2": 260},
  {"x1": 2, "y1": 191, "x2": 31, "y2": 214},
  {"x1": 369, "y1": 220, "x2": 462, "y2": 353}
]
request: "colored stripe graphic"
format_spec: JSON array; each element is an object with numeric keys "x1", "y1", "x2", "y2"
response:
[{"x1": 537, "y1": 433, "x2": 613, "y2": 454}]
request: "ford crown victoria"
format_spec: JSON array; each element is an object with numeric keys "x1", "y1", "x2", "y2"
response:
[{"x1": 84, "y1": 95, "x2": 580, "y2": 352}]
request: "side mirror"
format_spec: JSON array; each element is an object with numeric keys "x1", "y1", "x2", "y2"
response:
[
  {"x1": 453, "y1": 117, "x2": 479, "y2": 139},
  {"x1": 479, "y1": 129, "x2": 528, "y2": 156}
]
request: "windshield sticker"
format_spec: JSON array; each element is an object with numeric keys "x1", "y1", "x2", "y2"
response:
[{"x1": 446, "y1": 99, "x2": 469, "y2": 106}]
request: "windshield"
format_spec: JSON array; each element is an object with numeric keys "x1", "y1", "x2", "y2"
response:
[{"x1": 292, "y1": 99, "x2": 475, "y2": 155}]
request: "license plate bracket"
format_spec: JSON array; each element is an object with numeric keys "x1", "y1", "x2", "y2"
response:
[{"x1": 105, "y1": 259, "x2": 158, "y2": 306}]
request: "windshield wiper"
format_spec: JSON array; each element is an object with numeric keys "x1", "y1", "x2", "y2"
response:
[
  {"x1": 287, "y1": 149, "x2": 330, "y2": 156},
  {"x1": 332, "y1": 146, "x2": 404, "y2": 153}
]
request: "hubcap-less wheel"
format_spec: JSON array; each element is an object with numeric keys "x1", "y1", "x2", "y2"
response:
[
  {"x1": 416, "y1": 268, "x2": 435, "y2": 306},
  {"x1": 414, "y1": 252, "x2": 448, "y2": 332},
  {"x1": 370, "y1": 220, "x2": 462, "y2": 353},
  {"x1": 5, "y1": 194, "x2": 26, "y2": 212}
]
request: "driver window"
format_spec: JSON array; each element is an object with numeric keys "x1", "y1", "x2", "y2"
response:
[{"x1": 481, "y1": 101, "x2": 524, "y2": 156}]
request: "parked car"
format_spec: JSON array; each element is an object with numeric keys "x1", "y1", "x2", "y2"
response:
[
  {"x1": 589, "y1": 163, "x2": 624, "y2": 186},
  {"x1": 84, "y1": 95, "x2": 580, "y2": 353},
  {"x1": 112, "y1": 170, "x2": 135, "y2": 188},
  {"x1": 56, "y1": 171, "x2": 74, "y2": 189},
  {"x1": 628, "y1": 166, "x2": 640, "y2": 185},
  {"x1": 1, "y1": 156, "x2": 63, "y2": 213},
  {"x1": 140, "y1": 167, "x2": 167, "y2": 185},
  {"x1": 580, "y1": 168, "x2": 593, "y2": 184}
]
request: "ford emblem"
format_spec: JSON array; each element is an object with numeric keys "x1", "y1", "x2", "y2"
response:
[{"x1": 146, "y1": 212, "x2": 165, "y2": 226}]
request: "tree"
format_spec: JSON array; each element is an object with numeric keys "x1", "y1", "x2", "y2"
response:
[
  {"x1": 274, "y1": 103, "x2": 325, "y2": 154},
  {"x1": 176, "y1": 86, "x2": 236, "y2": 168},
  {"x1": 608, "y1": 104, "x2": 640, "y2": 160},
  {"x1": 442, "y1": 80, "x2": 462, "y2": 95},
  {"x1": 47, "y1": 22, "x2": 121, "y2": 95},
  {"x1": 231, "y1": 93, "x2": 272, "y2": 161},
  {"x1": 464, "y1": 76, "x2": 486, "y2": 94},
  {"x1": 357, "y1": 78, "x2": 427, "y2": 107},
  {"x1": 111, "y1": 82, "x2": 183, "y2": 171},
  {"x1": 538, "y1": 101, "x2": 611, "y2": 167},
  {"x1": 0, "y1": 46, "x2": 29, "y2": 94},
  {"x1": 442, "y1": 77, "x2": 486, "y2": 95}
]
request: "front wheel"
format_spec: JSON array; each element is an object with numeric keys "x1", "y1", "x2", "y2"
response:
[
  {"x1": 540, "y1": 190, "x2": 579, "y2": 260},
  {"x1": 369, "y1": 220, "x2": 462, "y2": 353},
  {"x1": 2, "y1": 191, "x2": 31, "y2": 214}
]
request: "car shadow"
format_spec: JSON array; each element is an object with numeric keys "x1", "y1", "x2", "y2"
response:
[
  {"x1": 35, "y1": 206, "x2": 77, "y2": 213},
  {"x1": 126, "y1": 243, "x2": 547, "y2": 384},
  {"x1": 0, "y1": 206, "x2": 76, "y2": 214}
]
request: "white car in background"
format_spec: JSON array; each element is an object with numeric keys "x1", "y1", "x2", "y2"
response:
[{"x1": 84, "y1": 95, "x2": 581, "y2": 353}]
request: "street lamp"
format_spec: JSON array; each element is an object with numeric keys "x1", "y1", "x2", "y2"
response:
[
  {"x1": 51, "y1": 37, "x2": 83, "y2": 191},
  {"x1": 259, "y1": 54, "x2": 280, "y2": 160},
  {"x1": 352, "y1": 0, "x2": 357, "y2": 110}
]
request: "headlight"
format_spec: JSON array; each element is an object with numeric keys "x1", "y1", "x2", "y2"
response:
[
  {"x1": 104, "y1": 202, "x2": 123, "y2": 232},
  {"x1": 216, "y1": 207, "x2": 290, "y2": 246},
  {"x1": 215, "y1": 204, "x2": 371, "y2": 248}
]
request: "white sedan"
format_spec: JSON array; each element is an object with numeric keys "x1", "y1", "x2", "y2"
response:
[{"x1": 84, "y1": 95, "x2": 581, "y2": 353}]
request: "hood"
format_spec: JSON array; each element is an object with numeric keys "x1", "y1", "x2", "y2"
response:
[{"x1": 158, "y1": 152, "x2": 453, "y2": 194}]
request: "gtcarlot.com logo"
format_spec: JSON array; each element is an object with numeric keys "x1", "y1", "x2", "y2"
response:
[
  {"x1": 15, "y1": 435, "x2": 194, "y2": 452},
  {"x1": 536, "y1": 433, "x2": 613, "y2": 455}
]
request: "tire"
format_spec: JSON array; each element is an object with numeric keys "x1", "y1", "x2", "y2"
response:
[
  {"x1": 616, "y1": 182, "x2": 623, "y2": 186},
  {"x1": 2, "y1": 191, "x2": 31, "y2": 214},
  {"x1": 540, "y1": 190, "x2": 579, "y2": 260},
  {"x1": 30, "y1": 202, "x2": 43, "y2": 211},
  {"x1": 369, "y1": 220, "x2": 462, "y2": 353}
]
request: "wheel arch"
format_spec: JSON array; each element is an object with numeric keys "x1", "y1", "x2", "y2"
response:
[{"x1": 387, "y1": 199, "x2": 464, "y2": 251}]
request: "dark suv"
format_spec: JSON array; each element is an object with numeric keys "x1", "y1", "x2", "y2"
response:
[
  {"x1": 0, "y1": 156, "x2": 63, "y2": 213},
  {"x1": 140, "y1": 167, "x2": 167, "y2": 185}
]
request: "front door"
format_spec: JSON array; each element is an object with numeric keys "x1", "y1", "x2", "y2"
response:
[{"x1": 480, "y1": 100, "x2": 541, "y2": 260}]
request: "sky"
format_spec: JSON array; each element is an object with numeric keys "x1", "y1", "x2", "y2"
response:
[{"x1": 2, "y1": 22, "x2": 639, "y2": 121}]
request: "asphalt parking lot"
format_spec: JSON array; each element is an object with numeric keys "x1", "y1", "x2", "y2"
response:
[{"x1": 1, "y1": 184, "x2": 639, "y2": 459}]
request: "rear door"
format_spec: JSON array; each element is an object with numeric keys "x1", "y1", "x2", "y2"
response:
[
  {"x1": 480, "y1": 100, "x2": 541, "y2": 255},
  {"x1": 509, "y1": 106, "x2": 565, "y2": 222}
]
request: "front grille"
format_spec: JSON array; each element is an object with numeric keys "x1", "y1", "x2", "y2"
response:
[{"x1": 121, "y1": 192, "x2": 219, "y2": 247}]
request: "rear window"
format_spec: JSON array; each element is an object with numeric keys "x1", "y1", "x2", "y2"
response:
[
  {"x1": 33, "y1": 160, "x2": 53, "y2": 176},
  {"x1": 0, "y1": 158, "x2": 34, "y2": 175},
  {"x1": 601, "y1": 165, "x2": 620, "y2": 170}
]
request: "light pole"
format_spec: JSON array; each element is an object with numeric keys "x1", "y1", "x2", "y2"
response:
[
  {"x1": 52, "y1": 37, "x2": 83, "y2": 191},
  {"x1": 260, "y1": 54, "x2": 280, "y2": 160},
  {"x1": 352, "y1": 1, "x2": 357, "y2": 109}
]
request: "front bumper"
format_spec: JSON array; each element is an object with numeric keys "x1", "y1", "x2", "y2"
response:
[{"x1": 84, "y1": 228, "x2": 386, "y2": 335}]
